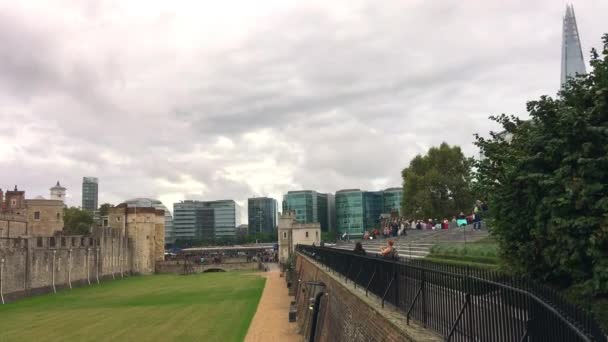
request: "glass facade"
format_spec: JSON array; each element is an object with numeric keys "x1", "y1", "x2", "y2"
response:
[
  {"x1": 248, "y1": 197, "x2": 278, "y2": 234},
  {"x1": 282, "y1": 190, "x2": 332, "y2": 232},
  {"x1": 336, "y1": 188, "x2": 402, "y2": 237},
  {"x1": 336, "y1": 190, "x2": 365, "y2": 236},
  {"x1": 173, "y1": 200, "x2": 239, "y2": 240},
  {"x1": 382, "y1": 188, "x2": 403, "y2": 215},
  {"x1": 82, "y1": 177, "x2": 98, "y2": 211}
]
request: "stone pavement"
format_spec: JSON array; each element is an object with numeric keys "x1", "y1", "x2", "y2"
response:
[{"x1": 244, "y1": 264, "x2": 300, "y2": 342}]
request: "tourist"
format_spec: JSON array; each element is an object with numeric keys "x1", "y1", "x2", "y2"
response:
[
  {"x1": 363, "y1": 231, "x2": 370, "y2": 240},
  {"x1": 442, "y1": 218, "x2": 449, "y2": 230},
  {"x1": 380, "y1": 240, "x2": 398, "y2": 259},
  {"x1": 457, "y1": 212, "x2": 467, "y2": 227},
  {"x1": 353, "y1": 242, "x2": 366, "y2": 255},
  {"x1": 391, "y1": 220, "x2": 399, "y2": 237}
]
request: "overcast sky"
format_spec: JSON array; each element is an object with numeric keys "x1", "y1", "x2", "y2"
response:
[{"x1": 1, "y1": 0, "x2": 606, "y2": 219}]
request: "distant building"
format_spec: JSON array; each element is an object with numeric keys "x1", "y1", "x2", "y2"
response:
[
  {"x1": 282, "y1": 190, "x2": 334, "y2": 232},
  {"x1": 335, "y1": 187, "x2": 402, "y2": 238},
  {"x1": 248, "y1": 197, "x2": 277, "y2": 234},
  {"x1": 0, "y1": 186, "x2": 63, "y2": 237},
  {"x1": 50, "y1": 181, "x2": 67, "y2": 203},
  {"x1": 173, "y1": 200, "x2": 240, "y2": 241},
  {"x1": 123, "y1": 198, "x2": 174, "y2": 245},
  {"x1": 561, "y1": 4, "x2": 586, "y2": 87},
  {"x1": 278, "y1": 211, "x2": 320, "y2": 264},
  {"x1": 107, "y1": 203, "x2": 165, "y2": 274},
  {"x1": 82, "y1": 177, "x2": 98, "y2": 211},
  {"x1": 25, "y1": 198, "x2": 64, "y2": 236},
  {"x1": 382, "y1": 187, "x2": 403, "y2": 215},
  {"x1": 236, "y1": 224, "x2": 248, "y2": 237}
]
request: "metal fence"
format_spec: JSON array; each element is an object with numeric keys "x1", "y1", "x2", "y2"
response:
[{"x1": 297, "y1": 245, "x2": 606, "y2": 342}]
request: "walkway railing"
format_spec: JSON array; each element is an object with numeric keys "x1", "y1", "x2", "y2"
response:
[{"x1": 297, "y1": 245, "x2": 606, "y2": 342}]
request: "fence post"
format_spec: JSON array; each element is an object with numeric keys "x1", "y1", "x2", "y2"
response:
[
  {"x1": 67, "y1": 249, "x2": 72, "y2": 290},
  {"x1": 96, "y1": 247, "x2": 100, "y2": 284},
  {"x1": 86, "y1": 248, "x2": 91, "y2": 285},
  {"x1": 422, "y1": 268, "x2": 426, "y2": 327},
  {"x1": 394, "y1": 265, "x2": 399, "y2": 309},
  {"x1": 52, "y1": 250, "x2": 57, "y2": 294},
  {"x1": 0, "y1": 257, "x2": 5, "y2": 304}
]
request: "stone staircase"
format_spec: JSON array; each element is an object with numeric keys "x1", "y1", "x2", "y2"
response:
[{"x1": 330, "y1": 226, "x2": 489, "y2": 259}]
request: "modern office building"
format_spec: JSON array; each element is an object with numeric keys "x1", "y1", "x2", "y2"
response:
[
  {"x1": 382, "y1": 187, "x2": 403, "y2": 215},
  {"x1": 124, "y1": 198, "x2": 175, "y2": 244},
  {"x1": 49, "y1": 181, "x2": 66, "y2": 203},
  {"x1": 561, "y1": 4, "x2": 586, "y2": 87},
  {"x1": 282, "y1": 190, "x2": 334, "y2": 232},
  {"x1": 173, "y1": 200, "x2": 240, "y2": 241},
  {"x1": 248, "y1": 197, "x2": 278, "y2": 234},
  {"x1": 82, "y1": 177, "x2": 98, "y2": 211},
  {"x1": 336, "y1": 187, "x2": 403, "y2": 237}
]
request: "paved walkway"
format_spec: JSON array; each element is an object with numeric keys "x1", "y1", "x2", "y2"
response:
[{"x1": 245, "y1": 264, "x2": 300, "y2": 342}]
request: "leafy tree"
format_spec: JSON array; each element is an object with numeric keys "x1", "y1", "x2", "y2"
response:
[
  {"x1": 401, "y1": 142, "x2": 475, "y2": 219},
  {"x1": 474, "y1": 34, "x2": 608, "y2": 295},
  {"x1": 63, "y1": 207, "x2": 94, "y2": 235},
  {"x1": 99, "y1": 203, "x2": 114, "y2": 216}
]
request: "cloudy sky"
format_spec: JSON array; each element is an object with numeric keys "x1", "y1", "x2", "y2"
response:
[{"x1": 1, "y1": 0, "x2": 606, "y2": 219}]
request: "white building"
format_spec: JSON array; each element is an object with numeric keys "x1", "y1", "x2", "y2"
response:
[
  {"x1": 49, "y1": 181, "x2": 66, "y2": 203},
  {"x1": 278, "y1": 211, "x2": 321, "y2": 264}
]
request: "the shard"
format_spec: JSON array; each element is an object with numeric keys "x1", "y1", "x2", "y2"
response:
[{"x1": 561, "y1": 4, "x2": 586, "y2": 86}]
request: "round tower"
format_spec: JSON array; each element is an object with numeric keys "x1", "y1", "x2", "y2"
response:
[{"x1": 50, "y1": 181, "x2": 67, "y2": 203}]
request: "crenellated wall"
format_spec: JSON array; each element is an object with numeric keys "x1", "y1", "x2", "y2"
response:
[{"x1": 0, "y1": 227, "x2": 133, "y2": 303}]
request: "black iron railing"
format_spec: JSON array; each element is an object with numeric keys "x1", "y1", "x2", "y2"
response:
[{"x1": 297, "y1": 245, "x2": 606, "y2": 342}]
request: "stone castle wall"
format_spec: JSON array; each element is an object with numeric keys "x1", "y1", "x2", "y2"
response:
[{"x1": 0, "y1": 227, "x2": 132, "y2": 303}]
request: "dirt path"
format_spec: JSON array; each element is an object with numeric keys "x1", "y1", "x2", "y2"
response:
[{"x1": 245, "y1": 265, "x2": 300, "y2": 342}]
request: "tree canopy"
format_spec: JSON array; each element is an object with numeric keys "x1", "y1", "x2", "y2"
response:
[
  {"x1": 63, "y1": 207, "x2": 94, "y2": 235},
  {"x1": 401, "y1": 142, "x2": 475, "y2": 219},
  {"x1": 474, "y1": 34, "x2": 608, "y2": 295},
  {"x1": 99, "y1": 203, "x2": 114, "y2": 216}
]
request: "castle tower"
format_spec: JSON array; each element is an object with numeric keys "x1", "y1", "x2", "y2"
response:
[
  {"x1": 4, "y1": 185, "x2": 26, "y2": 215},
  {"x1": 561, "y1": 4, "x2": 586, "y2": 86},
  {"x1": 50, "y1": 181, "x2": 67, "y2": 203}
]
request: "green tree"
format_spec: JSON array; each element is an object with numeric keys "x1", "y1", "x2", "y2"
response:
[
  {"x1": 63, "y1": 207, "x2": 94, "y2": 235},
  {"x1": 401, "y1": 142, "x2": 475, "y2": 219},
  {"x1": 99, "y1": 203, "x2": 114, "y2": 216},
  {"x1": 474, "y1": 34, "x2": 608, "y2": 295}
]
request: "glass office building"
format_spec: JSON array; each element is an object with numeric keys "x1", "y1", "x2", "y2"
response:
[
  {"x1": 382, "y1": 187, "x2": 403, "y2": 215},
  {"x1": 82, "y1": 177, "x2": 98, "y2": 211},
  {"x1": 248, "y1": 197, "x2": 278, "y2": 234},
  {"x1": 336, "y1": 188, "x2": 403, "y2": 237},
  {"x1": 282, "y1": 190, "x2": 333, "y2": 232},
  {"x1": 173, "y1": 200, "x2": 240, "y2": 241}
]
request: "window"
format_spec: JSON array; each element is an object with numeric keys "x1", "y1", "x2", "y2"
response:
[
  {"x1": 305, "y1": 231, "x2": 309, "y2": 238},
  {"x1": 117, "y1": 217, "x2": 121, "y2": 221},
  {"x1": 37, "y1": 237, "x2": 43, "y2": 247},
  {"x1": 283, "y1": 232, "x2": 287, "y2": 239},
  {"x1": 56, "y1": 212, "x2": 61, "y2": 221},
  {"x1": 34, "y1": 211, "x2": 41, "y2": 220},
  {"x1": 316, "y1": 231, "x2": 319, "y2": 238},
  {"x1": 103, "y1": 218, "x2": 109, "y2": 227}
]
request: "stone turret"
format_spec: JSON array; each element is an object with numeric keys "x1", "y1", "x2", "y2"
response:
[{"x1": 50, "y1": 181, "x2": 67, "y2": 203}]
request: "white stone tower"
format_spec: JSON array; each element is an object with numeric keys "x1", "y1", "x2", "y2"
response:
[{"x1": 50, "y1": 181, "x2": 67, "y2": 203}]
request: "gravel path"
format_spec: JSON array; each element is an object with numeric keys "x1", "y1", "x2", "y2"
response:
[{"x1": 244, "y1": 265, "x2": 300, "y2": 342}]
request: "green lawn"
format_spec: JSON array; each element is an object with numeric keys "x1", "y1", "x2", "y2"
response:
[
  {"x1": 426, "y1": 240, "x2": 500, "y2": 269},
  {"x1": 0, "y1": 273, "x2": 266, "y2": 342}
]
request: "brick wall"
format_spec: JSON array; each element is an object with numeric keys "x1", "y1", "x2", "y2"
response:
[{"x1": 294, "y1": 253, "x2": 440, "y2": 342}]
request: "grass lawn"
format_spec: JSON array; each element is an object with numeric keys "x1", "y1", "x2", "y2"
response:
[
  {"x1": 0, "y1": 272, "x2": 266, "y2": 342},
  {"x1": 426, "y1": 240, "x2": 500, "y2": 270}
]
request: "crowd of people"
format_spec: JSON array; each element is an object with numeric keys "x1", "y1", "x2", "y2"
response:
[{"x1": 360, "y1": 200, "x2": 488, "y2": 240}]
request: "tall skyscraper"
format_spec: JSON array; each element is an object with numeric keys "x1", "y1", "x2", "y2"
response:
[
  {"x1": 82, "y1": 177, "x2": 98, "y2": 211},
  {"x1": 336, "y1": 187, "x2": 404, "y2": 237},
  {"x1": 50, "y1": 181, "x2": 66, "y2": 203},
  {"x1": 248, "y1": 197, "x2": 278, "y2": 234},
  {"x1": 173, "y1": 200, "x2": 240, "y2": 241},
  {"x1": 561, "y1": 4, "x2": 586, "y2": 86}
]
